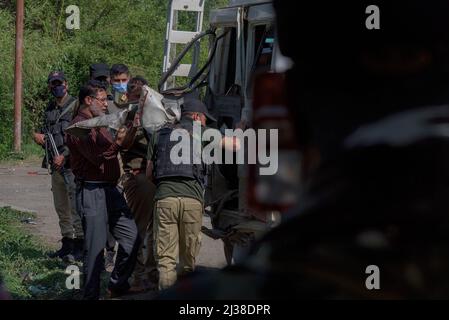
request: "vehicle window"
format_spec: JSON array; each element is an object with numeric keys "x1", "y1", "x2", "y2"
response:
[
  {"x1": 224, "y1": 28, "x2": 237, "y2": 94},
  {"x1": 253, "y1": 25, "x2": 275, "y2": 73}
]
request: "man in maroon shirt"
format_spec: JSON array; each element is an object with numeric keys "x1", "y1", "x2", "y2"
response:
[{"x1": 66, "y1": 80, "x2": 140, "y2": 300}]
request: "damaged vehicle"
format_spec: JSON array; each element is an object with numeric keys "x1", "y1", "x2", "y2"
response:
[{"x1": 159, "y1": 0, "x2": 295, "y2": 265}]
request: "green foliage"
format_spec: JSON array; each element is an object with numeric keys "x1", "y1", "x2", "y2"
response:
[
  {"x1": 0, "y1": 207, "x2": 82, "y2": 299},
  {"x1": 0, "y1": 0, "x2": 228, "y2": 160}
]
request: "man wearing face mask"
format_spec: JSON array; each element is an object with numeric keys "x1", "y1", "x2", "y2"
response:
[
  {"x1": 32, "y1": 71, "x2": 84, "y2": 262},
  {"x1": 66, "y1": 80, "x2": 141, "y2": 300},
  {"x1": 146, "y1": 99, "x2": 239, "y2": 290},
  {"x1": 108, "y1": 64, "x2": 131, "y2": 114},
  {"x1": 104, "y1": 63, "x2": 131, "y2": 270}
]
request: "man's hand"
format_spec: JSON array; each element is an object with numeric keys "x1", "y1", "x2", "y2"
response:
[
  {"x1": 220, "y1": 136, "x2": 241, "y2": 152},
  {"x1": 235, "y1": 119, "x2": 247, "y2": 130},
  {"x1": 53, "y1": 155, "x2": 65, "y2": 170},
  {"x1": 115, "y1": 125, "x2": 137, "y2": 149},
  {"x1": 33, "y1": 133, "x2": 45, "y2": 146},
  {"x1": 146, "y1": 160, "x2": 154, "y2": 181}
]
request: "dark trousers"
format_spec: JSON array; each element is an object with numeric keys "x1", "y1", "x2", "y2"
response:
[{"x1": 76, "y1": 182, "x2": 141, "y2": 300}]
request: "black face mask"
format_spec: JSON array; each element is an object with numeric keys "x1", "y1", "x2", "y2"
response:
[{"x1": 51, "y1": 85, "x2": 66, "y2": 98}]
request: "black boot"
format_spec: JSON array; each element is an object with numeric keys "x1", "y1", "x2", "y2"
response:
[
  {"x1": 48, "y1": 237, "x2": 74, "y2": 259},
  {"x1": 72, "y1": 238, "x2": 84, "y2": 262}
]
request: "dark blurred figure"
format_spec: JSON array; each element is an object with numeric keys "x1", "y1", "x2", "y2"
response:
[
  {"x1": 89, "y1": 63, "x2": 111, "y2": 91},
  {"x1": 159, "y1": 0, "x2": 449, "y2": 299},
  {"x1": 0, "y1": 275, "x2": 11, "y2": 300}
]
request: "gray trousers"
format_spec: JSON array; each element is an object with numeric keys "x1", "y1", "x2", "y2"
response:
[{"x1": 76, "y1": 182, "x2": 141, "y2": 300}]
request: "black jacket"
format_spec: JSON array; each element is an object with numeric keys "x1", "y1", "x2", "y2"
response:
[{"x1": 40, "y1": 94, "x2": 77, "y2": 170}]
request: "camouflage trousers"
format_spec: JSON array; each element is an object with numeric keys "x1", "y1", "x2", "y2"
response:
[
  {"x1": 51, "y1": 170, "x2": 83, "y2": 239},
  {"x1": 153, "y1": 197, "x2": 203, "y2": 290}
]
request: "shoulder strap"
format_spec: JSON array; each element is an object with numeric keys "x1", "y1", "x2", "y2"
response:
[
  {"x1": 56, "y1": 96, "x2": 77, "y2": 123},
  {"x1": 160, "y1": 122, "x2": 177, "y2": 133}
]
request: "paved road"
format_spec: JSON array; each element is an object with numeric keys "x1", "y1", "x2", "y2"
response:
[{"x1": 0, "y1": 161, "x2": 227, "y2": 270}]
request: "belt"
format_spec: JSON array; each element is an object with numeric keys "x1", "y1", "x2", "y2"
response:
[
  {"x1": 76, "y1": 180, "x2": 115, "y2": 187},
  {"x1": 84, "y1": 180, "x2": 111, "y2": 184}
]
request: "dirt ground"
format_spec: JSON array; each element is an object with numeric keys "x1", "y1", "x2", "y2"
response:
[{"x1": 0, "y1": 160, "x2": 227, "y2": 272}]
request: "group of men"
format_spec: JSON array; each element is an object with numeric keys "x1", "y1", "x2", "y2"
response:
[
  {"x1": 32, "y1": 63, "x2": 227, "y2": 299},
  {"x1": 9, "y1": 0, "x2": 449, "y2": 301}
]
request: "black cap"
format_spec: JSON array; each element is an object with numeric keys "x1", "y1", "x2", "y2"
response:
[
  {"x1": 182, "y1": 99, "x2": 216, "y2": 123},
  {"x1": 90, "y1": 63, "x2": 110, "y2": 79},
  {"x1": 47, "y1": 71, "x2": 66, "y2": 84}
]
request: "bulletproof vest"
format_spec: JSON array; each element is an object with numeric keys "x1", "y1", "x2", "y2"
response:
[
  {"x1": 153, "y1": 121, "x2": 206, "y2": 185},
  {"x1": 43, "y1": 95, "x2": 77, "y2": 158}
]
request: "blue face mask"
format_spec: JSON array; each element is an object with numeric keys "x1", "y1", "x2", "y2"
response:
[
  {"x1": 112, "y1": 82, "x2": 128, "y2": 93},
  {"x1": 51, "y1": 85, "x2": 66, "y2": 98}
]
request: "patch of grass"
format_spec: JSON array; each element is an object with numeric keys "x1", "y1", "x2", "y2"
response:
[
  {"x1": 0, "y1": 143, "x2": 43, "y2": 164},
  {"x1": 0, "y1": 207, "x2": 82, "y2": 300},
  {"x1": 21, "y1": 143, "x2": 44, "y2": 161}
]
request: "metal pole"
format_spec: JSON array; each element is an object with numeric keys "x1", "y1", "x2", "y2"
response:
[{"x1": 13, "y1": 0, "x2": 24, "y2": 153}]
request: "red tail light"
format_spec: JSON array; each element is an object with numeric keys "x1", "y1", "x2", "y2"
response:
[{"x1": 247, "y1": 72, "x2": 301, "y2": 218}]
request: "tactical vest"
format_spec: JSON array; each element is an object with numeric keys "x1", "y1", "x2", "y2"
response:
[
  {"x1": 153, "y1": 121, "x2": 206, "y2": 186},
  {"x1": 42, "y1": 95, "x2": 77, "y2": 164}
]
